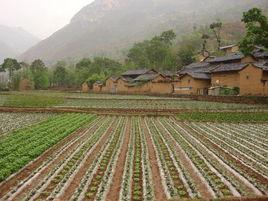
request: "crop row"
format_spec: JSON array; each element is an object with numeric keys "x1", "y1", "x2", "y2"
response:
[
  {"x1": 0, "y1": 113, "x2": 96, "y2": 182},
  {"x1": 0, "y1": 116, "x2": 267, "y2": 200}
]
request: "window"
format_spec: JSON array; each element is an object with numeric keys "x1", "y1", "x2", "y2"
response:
[
  {"x1": 188, "y1": 79, "x2": 191, "y2": 84},
  {"x1": 246, "y1": 75, "x2": 250, "y2": 80}
]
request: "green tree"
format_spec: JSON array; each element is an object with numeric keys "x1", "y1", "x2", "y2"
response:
[
  {"x1": 210, "y1": 21, "x2": 222, "y2": 50},
  {"x1": 1, "y1": 58, "x2": 21, "y2": 79},
  {"x1": 86, "y1": 73, "x2": 106, "y2": 85},
  {"x1": 127, "y1": 41, "x2": 150, "y2": 67},
  {"x1": 239, "y1": 8, "x2": 268, "y2": 55},
  {"x1": 11, "y1": 68, "x2": 34, "y2": 90},
  {"x1": 177, "y1": 45, "x2": 195, "y2": 67},
  {"x1": 53, "y1": 61, "x2": 68, "y2": 87},
  {"x1": 75, "y1": 57, "x2": 122, "y2": 85},
  {"x1": 30, "y1": 59, "x2": 49, "y2": 89},
  {"x1": 159, "y1": 30, "x2": 176, "y2": 45},
  {"x1": 127, "y1": 30, "x2": 176, "y2": 70}
]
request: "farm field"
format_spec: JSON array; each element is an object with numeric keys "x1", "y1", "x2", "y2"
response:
[
  {"x1": 0, "y1": 91, "x2": 267, "y2": 111},
  {"x1": 0, "y1": 112, "x2": 54, "y2": 136},
  {"x1": 0, "y1": 115, "x2": 267, "y2": 201}
]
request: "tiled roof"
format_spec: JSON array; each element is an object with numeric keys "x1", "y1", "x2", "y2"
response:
[
  {"x1": 134, "y1": 73, "x2": 160, "y2": 82},
  {"x1": 253, "y1": 61, "x2": 268, "y2": 71},
  {"x1": 253, "y1": 51, "x2": 268, "y2": 59},
  {"x1": 122, "y1": 69, "x2": 156, "y2": 76},
  {"x1": 161, "y1": 70, "x2": 174, "y2": 77},
  {"x1": 212, "y1": 63, "x2": 248, "y2": 73},
  {"x1": 207, "y1": 52, "x2": 244, "y2": 63},
  {"x1": 178, "y1": 62, "x2": 214, "y2": 74},
  {"x1": 121, "y1": 76, "x2": 133, "y2": 82},
  {"x1": 109, "y1": 76, "x2": 120, "y2": 82},
  {"x1": 182, "y1": 72, "x2": 211, "y2": 80}
]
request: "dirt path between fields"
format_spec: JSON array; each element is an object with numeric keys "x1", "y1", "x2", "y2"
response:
[
  {"x1": 56, "y1": 117, "x2": 119, "y2": 201},
  {"x1": 0, "y1": 106, "x2": 262, "y2": 116},
  {"x1": 0, "y1": 117, "x2": 97, "y2": 198},
  {"x1": 140, "y1": 117, "x2": 167, "y2": 201},
  {"x1": 10, "y1": 117, "x2": 103, "y2": 201},
  {"x1": 106, "y1": 117, "x2": 131, "y2": 201}
]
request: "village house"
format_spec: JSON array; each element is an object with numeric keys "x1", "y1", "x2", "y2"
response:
[
  {"x1": 102, "y1": 76, "x2": 120, "y2": 93},
  {"x1": 129, "y1": 73, "x2": 173, "y2": 94},
  {"x1": 209, "y1": 51, "x2": 268, "y2": 96},
  {"x1": 85, "y1": 46, "x2": 268, "y2": 96},
  {"x1": 93, "y1": 81, "x2": 103, "y2": 93},
  {"x1": 175, "y1": 62, "x2": 214, "y2": 95}
]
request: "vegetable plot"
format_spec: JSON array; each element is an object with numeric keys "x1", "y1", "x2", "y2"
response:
[
  {"x1": 0, "y1": 112, "x2": 54, "y2": 136},
  {"x1": 0, "y1": 113, "x2": 96, "y2": 182},
  {"x1": 0, "y1": 116, "x2": 267, "y2": 201}
]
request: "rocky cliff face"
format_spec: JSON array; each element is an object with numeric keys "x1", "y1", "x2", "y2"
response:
[{"x1": 20, "y1": 0, "x2": 268, "y2": 64}]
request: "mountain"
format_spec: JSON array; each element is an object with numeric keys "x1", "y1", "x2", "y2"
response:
[
  {"x1": 0, "y1": 25, "x2": 40, "y2": 63},
  {"x1": 20, "y1": 0, "x2": 268, "y2": 63}
]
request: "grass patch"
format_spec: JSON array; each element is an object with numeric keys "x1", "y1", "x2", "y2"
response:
[
  {"x1": 3, "y1": 94, "x2": 64, "y2": 107},
  {"x1": 176, "y1": 112, "x2": 268, "y2": 122}
]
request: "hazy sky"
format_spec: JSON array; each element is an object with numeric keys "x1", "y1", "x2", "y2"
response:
[{"x1": 0, "y1": 0, "x2": 94, "y2": 39}]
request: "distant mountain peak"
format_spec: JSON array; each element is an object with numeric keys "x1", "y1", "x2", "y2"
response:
[{"x1": 20, "y1": 0, "x2": 268, "y2": 63}]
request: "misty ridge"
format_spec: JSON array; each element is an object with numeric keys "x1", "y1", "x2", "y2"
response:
[{"x1": 16, "y1": 0, "x2": 267, "y2": 64}]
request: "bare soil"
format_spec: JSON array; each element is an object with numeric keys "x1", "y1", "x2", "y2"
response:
[
  {"x1": 180, "y1": 122, "x2": 268, "y2": 193},
  {"x1": 155, "y1": 118, "x2": 214, "y2": 199},
  {"x1": 140, "y1": 117, "x2": 167, "y2": 201},
  {"x1": 106, "y1": 117, "x2": 131, "y2": 201},
  {"x1": 57, "y1": 118, "x2": 118, "y2": 201}
]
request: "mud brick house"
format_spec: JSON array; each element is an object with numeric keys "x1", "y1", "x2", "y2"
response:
[
  {"x1": 209, "y1": 51, "x2": 268, "y2": 96},
  {"x1": 121, "y1": 69, "x2": 158, "y2": 79},
  {"x1": 93, "y1": 81, "x2": 103, "y2": 93},
  {"x1": 175, "y1": 62, "x2": 214, "y2": 95},
  {"x1": 116, "y1": 77, "x2": 132, "y2": 93},
  {"x1": 175, "y1": 72, "x2": 211, "y2": 95},
  {"x1": 131, "y1": 73, "x2": 173, "y2": 94},
  {"x1": 102, "y1": 76, "x2": 120, "y2": 93}
]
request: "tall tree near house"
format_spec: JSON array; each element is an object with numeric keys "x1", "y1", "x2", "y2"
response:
[
  {"x1": 239, "y1": 8, "x2": 268, "y2": 55},
  {"x1": 210, "y1": 21, "x2": 222, "y2": 50}
]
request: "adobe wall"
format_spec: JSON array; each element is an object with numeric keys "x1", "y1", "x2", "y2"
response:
[
  {"x1": 117, "y1": 79, "x2": 128, "y2": 93},
  {"x1": 81, "y1": 83, "x2": 90, "y2": 93},
  {"x1": 239, "y1": 64, "x2": 264, "y2": 96},
  {"x1": 104, "y1": 79, "x2": 117, "y2": 93},
  {"x1": 93, "y1": 84, "x2": 102, "y2": 93},
  {"x1": 150, "y1": 82, "x2": 173, "y2": 94},
  {"x1": 211, "y1": 72, "x2": 239, "y2": 87},
  {"x1": 173, "y1": 75, "x2": 210, "y2": 95}
]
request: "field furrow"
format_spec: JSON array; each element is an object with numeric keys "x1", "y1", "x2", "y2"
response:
[{"x1": 0, "y1": 114, "x2": 267, "y2": 201}]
